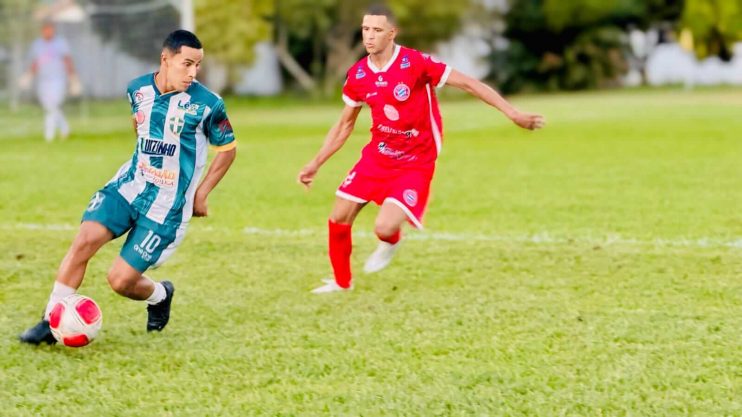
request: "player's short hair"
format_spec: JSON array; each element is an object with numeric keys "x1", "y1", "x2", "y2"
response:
[
  {"x1": 365, "y1": 4, "x2": 397, "y2": 26},
  {"x1": 162, "y1": 30, "x2": 202, "y2": 54}
]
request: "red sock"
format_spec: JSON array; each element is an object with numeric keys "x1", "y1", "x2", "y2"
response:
[
  {"x1": 376, "y1": 229, "x2": 401, "y2": 245},
  {"x1": 328, "y1": 219, "x2": 352, "y2": 288}
]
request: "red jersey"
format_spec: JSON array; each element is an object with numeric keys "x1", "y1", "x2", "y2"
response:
[{"x1": 342, "y1": 45, "x2": 451, "y2": 169}]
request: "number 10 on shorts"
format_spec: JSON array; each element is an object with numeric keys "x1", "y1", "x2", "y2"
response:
[{"x1": 140, "y1": 230, "x2": 161, "y2": 254}]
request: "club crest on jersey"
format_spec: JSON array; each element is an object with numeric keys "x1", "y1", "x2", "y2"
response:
[
  {"x1": 393, "y1": 83, "x2": 411, "y2": 102},
  {"x1": 86, "y1": 192, "x2": 105, "y2": 212},
  {"x1": 403, "y1": 189, "x2": 418, "y2": 207},
  {"x1": 375, "y1": 75, "x2": 388, "y2": 88},
  {"x1": 400, "y1": 55, "x2": 411, "y2": 69},
  {"x1": 168, "y1": 116, "x2": 184, "y2": 135},
  {"x1": 383, "y1": 104, "x2": 400, "y2": 121},
  {"x1": 355, "y1": 67, "x2": 366, "y2": 79}
]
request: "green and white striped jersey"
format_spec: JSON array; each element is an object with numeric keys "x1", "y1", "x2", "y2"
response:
[{"x1": 106, "y1": 73, "x2": 236, "y2": 228}]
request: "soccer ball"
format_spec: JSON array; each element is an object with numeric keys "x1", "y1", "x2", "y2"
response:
[{"x1": 49, "y1": 294, "x2": 103, "y2": 347}]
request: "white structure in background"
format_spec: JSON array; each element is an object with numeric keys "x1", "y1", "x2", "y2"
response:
[
  {"x1": 645, "y1": 41, "x2": 742, "y2": 87},
  {"x1": 233, "y1": 42, "x2": 282, "y2": 96},
  {"x1": 436, "y1": 26, "x2": 492, "y2": 80},
  {"x1": 434, "y1": 0, "x2": 508, "y2": 80},
  {"x1": 16, "y1": 0, "x2": 280, "y2": 99}
]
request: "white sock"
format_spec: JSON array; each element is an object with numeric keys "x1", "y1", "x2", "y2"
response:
[
  {"x1": 44, "y1": 281, "x2": 76, "y2": 320},
  {"x1": 146, "y1": 280, "x2": 166, "y2": 305}
]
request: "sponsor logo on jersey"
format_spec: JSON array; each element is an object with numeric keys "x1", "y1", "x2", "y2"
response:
[
  {"x1": 393, "y1": 83, "x2": 411, "y2": 102},
  {"x1": 366, "y1": 92, "x2": 378, "y2": 99},
  {"x1": 400, "y1": 55, "x2": 411, "y2": 69},
  {"x1": 377, "y1": 142, "x2": 418, "y2": 162},
  {"x1": 168, "y1": 116, "x2": 184, "y2": 135},
  {"x1": 383, "y1": 104, "x2": 400, "y2": 121},
  {"x1": 355, "y1": 67, "x2": 366, "y2": 79},
  {"x1": 139, "y1": 137, "x2": 177, "y2": 157},
  {"x1": 375, "y1": 75, "x2": 388, "y2": 88},
  {"x1": 403, "y1": 189, "x2": 418, "y2": 207},
  {"x1": 134, "y1": 91, "x2": 144, "y2": 104},
  {"x1": 177, "y1": 100, "x2": 200, "y2": 115},
  {"x1": 137, "y1": 161, "x2": 177, "y2": 188},
  {"x1": 86, "y1": 192, "x2": 105, "y2": 212},
  {"x1": 133, "y1": 244, "x2": 153, "y2": 261},
  {"x1": 377, "y1": 124, "x2": 420, "y2": 139},
  {"x1": 135, "y1": 110, "x2": 146, "y2": 125}
]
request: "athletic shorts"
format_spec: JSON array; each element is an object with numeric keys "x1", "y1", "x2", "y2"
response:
[
  {"x1": 81, "y1": 187, "x2": 183, "y2": 272},
  {"x1": 336, "y1": 157, "x2": 434, "y2": 229}
]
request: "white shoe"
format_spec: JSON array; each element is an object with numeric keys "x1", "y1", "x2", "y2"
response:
[
  {"x1": 363, "y1": 241, "x2": 401, "y2": 274},
  {"x1": 311, "y1": 279, "x2": 353, "y2": 294}
]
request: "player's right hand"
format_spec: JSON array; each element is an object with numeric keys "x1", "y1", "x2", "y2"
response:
[
  {"x1": 297, "y1": 162, "x2": 319, "y2": 189},
  {"x1": 68, "y1": 74, "x2": 83, "y2": 97},
  {"x1": 511, "y1": 112, "x2": 546, "y2": 131}
]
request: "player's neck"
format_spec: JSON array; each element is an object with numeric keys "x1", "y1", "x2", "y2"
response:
[
  {"x1": 368, "y1": 43, "x2": 397, "y2": 70},
  {"x1": 154, "y1": 71, "x2": 175, "y2": 95}
]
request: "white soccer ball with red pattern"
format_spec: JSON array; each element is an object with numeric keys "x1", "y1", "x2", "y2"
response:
[{"x1": 49, "y1": 294, "x2": 102, "y2": 347}]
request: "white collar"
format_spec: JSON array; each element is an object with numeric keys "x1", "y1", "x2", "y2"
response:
[{"x1": 367, "y1": 44, "x2": 401, "y2": 74}]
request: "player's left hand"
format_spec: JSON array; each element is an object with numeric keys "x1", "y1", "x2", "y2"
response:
[
  {"x1": 297, "y1": 162, "x2": 319, "y2": 190},
  {"x1": 511, "y1": 112, "x2": 545, "y2": 131},
  {"x1": 68, "y1": 74, "x2": 83, "y2": 97},
  {"x1": 193, "y1": 192, "x2": 208, "y2": 217}
]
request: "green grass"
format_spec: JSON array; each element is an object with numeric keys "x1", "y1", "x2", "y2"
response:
[{"x1": 1, "y1": 88, "x2": 741, "y2": 416}]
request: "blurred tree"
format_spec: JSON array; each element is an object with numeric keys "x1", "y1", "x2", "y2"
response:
[
  {"x1": 195, "y1": 0, "x2": 273, "y2": 88},
  {"x1": 492, "y1": 0, "x2": 683, "y2": 93},
  {"x1": 274, "y1": 0, "x2": 471, "y2": 94},
  {"x1": 0, "y1": 0, "x2": 36, "y2": 110},
  {"x1": 682, "y1": 0, "x2": 742, "y2": 61}
]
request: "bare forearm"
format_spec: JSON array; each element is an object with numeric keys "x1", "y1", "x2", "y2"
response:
[
  {"x1": 196, "y1": 148, "x2": 236, "y2": 196},
  {"x1": 446, "y1": 69, "x2": 545, "y2": 131},
  {"x1": 462, "y1": 79, "x2": 518, "y2": 119},
  {"x1": 311, "y1": 121, "x2": 355, "y2": 167}
]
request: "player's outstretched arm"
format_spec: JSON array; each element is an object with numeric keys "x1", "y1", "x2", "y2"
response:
[
  {"x1": 297, "y1": 105, "x2": 362, "y2": 189},
  {"x1": 445, "y1": 69, "x2": 545, "y2": 131},
  {"x1": 193, "y1": 148, "x2": 237, "y2": 217}
]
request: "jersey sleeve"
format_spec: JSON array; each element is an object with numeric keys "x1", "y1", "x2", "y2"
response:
[
  {"x1": 341, "y1": 70, "x2": 364, "y2": 108},
  {"x1": 126, "y1": 85, "x2": 135, "y2": 114},
  {"x1": 420, "y1": 53, "x2": 452, "y2": 89},
  {"x1": 205, "y1": 99, "x2": 236, "y2": 152}
]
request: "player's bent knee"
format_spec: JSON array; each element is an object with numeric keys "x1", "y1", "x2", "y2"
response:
[
  {"x1": 374, "y1": 221, "x2": 400, "y2": 240},
  {"x1": 106, "y1": 268, "x2": 137, "y2": 296}
]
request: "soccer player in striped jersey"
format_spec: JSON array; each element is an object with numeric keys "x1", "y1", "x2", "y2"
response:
[
  {"x1": 20, "y1": 30, "x2": 237, "y2": 344},
  {"x1": 298, "y1": 6, "x2": 545, "y2": 293}
]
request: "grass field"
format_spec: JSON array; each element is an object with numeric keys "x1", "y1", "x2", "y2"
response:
[{"x1": 0, "y1": 88, "x2": 740, "y2": 416}]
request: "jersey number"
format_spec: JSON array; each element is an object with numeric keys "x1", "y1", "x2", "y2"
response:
[{"x1": 140, "y1": 231, "x2": 162, "y2": 254}]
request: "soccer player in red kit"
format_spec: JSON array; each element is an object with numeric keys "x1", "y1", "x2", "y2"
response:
[{"x1": 298, "y1": 5, "x2": 545, "y2": 293}]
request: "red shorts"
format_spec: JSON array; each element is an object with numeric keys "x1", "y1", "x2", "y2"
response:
[{"x1": 336, "y1": 157, "x2": 434, "y2": 229}]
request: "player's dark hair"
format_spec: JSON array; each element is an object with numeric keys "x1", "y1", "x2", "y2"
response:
[
  {"x1": 365, "y1": 4, "x2": 397, "y2": 26},
  {"x1": 162, "y1": 30, "x2": 202, "y2": 54}
]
